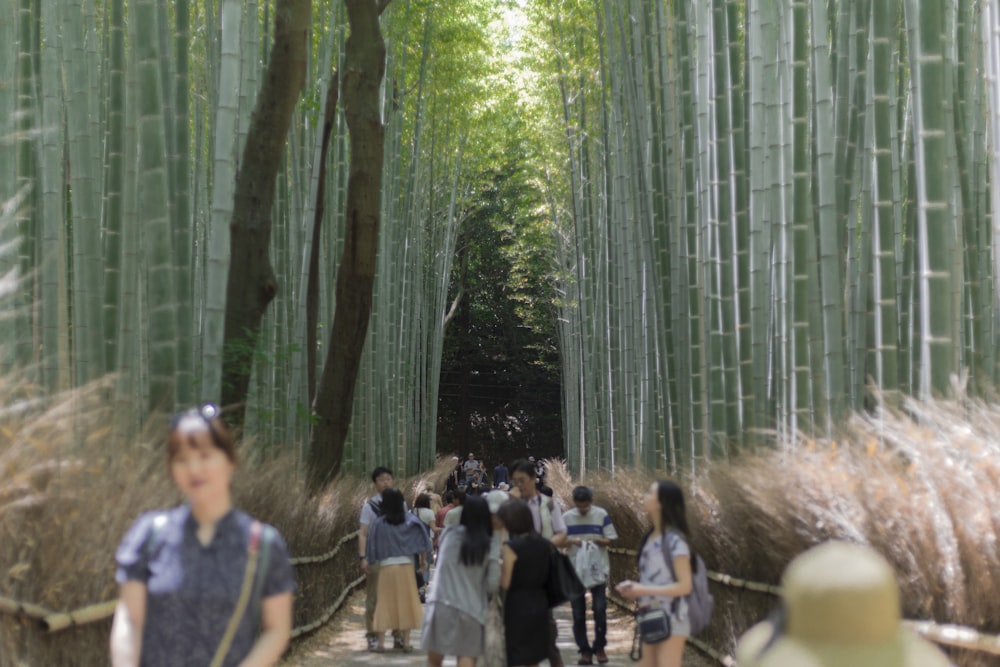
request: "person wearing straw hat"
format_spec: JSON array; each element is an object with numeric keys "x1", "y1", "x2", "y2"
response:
[{"x1": 736, "y1": 541, "x2": 951, "y2": 667}]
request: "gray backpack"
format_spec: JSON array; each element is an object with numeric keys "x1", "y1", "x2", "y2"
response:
[{"x1": 663, "y1": 531, "x2": 714, "y2": 635}]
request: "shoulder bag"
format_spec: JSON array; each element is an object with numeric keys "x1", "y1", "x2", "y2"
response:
[{"x1": 545, "y1": 545, "x2": 585, "y2": 607}]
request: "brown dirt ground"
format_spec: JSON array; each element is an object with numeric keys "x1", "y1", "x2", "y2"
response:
[{"x1": 281, "y1": 589, "x2": 717, "y2": 667}]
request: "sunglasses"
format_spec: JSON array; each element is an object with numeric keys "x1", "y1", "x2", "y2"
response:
[{"x1": 169, "y1": 403, "x2": 225, "y2": 449}]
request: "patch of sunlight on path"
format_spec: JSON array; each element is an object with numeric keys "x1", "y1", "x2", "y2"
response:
[{"x1": 281, "y1": 589, "x2": 716, "y2": 667}]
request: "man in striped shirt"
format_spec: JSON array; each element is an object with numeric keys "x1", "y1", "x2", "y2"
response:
[{"x1": 563, "y1": 486, "x2": 618, "y2": 665}]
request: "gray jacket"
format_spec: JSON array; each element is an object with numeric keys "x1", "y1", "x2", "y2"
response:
[
  {"x1": 366, "y1": 512, "x2": 432, "y2": 563},
  {"x1": 427, "y1": 525, "x2": 500, "y2": 624}
]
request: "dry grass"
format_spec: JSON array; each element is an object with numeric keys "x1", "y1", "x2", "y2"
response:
[
  {"x1": 0, "y1": 381, "x2": 447, "y2": 667},
  {"x1": 544, "y1": 396, "x2": 1000, "y2": 667},
  {"x1": 5, "y1": 382, "x2": 1000, "y2": 666}
]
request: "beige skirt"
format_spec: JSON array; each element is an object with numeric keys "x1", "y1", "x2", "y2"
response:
[{"x1": 373, "y1": 562, "x2": 423, "y2": 631}]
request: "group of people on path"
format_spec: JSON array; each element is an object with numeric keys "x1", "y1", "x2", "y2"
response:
[
  {"x1": 447, "y1": 452, "x2": 548, "y2": 497},
  {"x1": 358, "y1": 458, "x2": 642, "y2": 667},
  {"x1": 106, "y1": 404, "x2": 952, "y2": 667}
]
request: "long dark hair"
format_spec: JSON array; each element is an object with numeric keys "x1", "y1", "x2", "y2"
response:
[
  {"x1": 643, "y1": 480, "x2": 699, "y2": 572},
  {"x1": 458, "y1": 495, "x2": 493, "y2": 566},
  {"x1": 381, "y1": 488, "x2": 406, "y2": 525}
]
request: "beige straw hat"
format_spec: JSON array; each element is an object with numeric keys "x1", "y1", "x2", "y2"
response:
[{"x1": 736, "y1": 541, "x2": 950, "y2": 667}]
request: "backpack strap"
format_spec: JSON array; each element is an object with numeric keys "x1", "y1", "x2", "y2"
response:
[
  {"x1": 250, "y1": 523, "x2": 275, "y2": 630},
  {"x1": 538, "y1": 496, "x2": 554, "y2": 539},
  {"x1": 661, "y1": 530, "x2": 683, "y2": 616}
]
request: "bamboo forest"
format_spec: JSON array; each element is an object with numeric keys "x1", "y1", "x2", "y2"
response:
[{"x1": 4, "y1": 0, "x2": 1000, "y2": 481}]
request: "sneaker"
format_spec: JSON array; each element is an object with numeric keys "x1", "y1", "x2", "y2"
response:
[
  {"x1": 393, "y1": 637, "x2": 406, "y2": 650},
  {"x1": 578, "y1": 653, "x2": 593, "y2": 666},
  {"x1": 366, "y1": 636, "x2": 379, "y2": 652},
  {"x1": 594, "y1": 649, "x2": 608, "y2": 664}
]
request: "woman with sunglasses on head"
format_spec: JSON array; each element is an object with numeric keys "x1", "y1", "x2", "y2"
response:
[{"x1": 110, "y1": 405, "x2": 296, "y2": 667}]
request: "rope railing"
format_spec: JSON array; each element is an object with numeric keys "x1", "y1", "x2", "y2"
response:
[
  {"x1": 609, "y1": 547, "x2": 784, "y2": 596},
  {"x1": 904, "y1": 621, "x2": 1000, "y2": 657},
  {"x1": 290, "y1": 575, "x2": 367, "y2": 638},
  {"x1": 10, "y1": 537, "x2": 1000, "y2": 658},
  {"x1": 289, "y1": 529, "x2": 360, "y2": 565},
  {"x1": 2, "y1": 530, "x2": 364, "y2": 633},
  {"x1": 609, "y1": 546, "x2": 1000, "y2": 659}
]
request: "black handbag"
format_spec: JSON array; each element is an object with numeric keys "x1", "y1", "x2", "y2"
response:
[
  {"x1": 630, "y1": 607, "x2": 672, "y2": 661},
  {"x1": 545, "y1": 547, "x2": 586, "y2": 607}
]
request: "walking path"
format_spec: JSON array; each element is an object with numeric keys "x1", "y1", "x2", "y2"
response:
[{"x1": 281, "y1": 589, "x2": 714, "y2": 667}]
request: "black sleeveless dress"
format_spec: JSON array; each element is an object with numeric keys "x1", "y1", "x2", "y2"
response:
[{"x1": 504, "y1": 535, "x2": 552, "y2": 665}]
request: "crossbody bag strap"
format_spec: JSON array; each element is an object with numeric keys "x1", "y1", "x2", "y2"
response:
[
  {"x1": 209, "y1": 520, "x2": 263, "y2": 667},
  {"x1": 250, "y1": 525, "x2": 274, "y2": 630}
]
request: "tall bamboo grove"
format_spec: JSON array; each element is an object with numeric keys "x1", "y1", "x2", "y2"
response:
[
  {"x1": 0, "y1": 0, "x2": 501, "y2": 476},
  {"x1": 519, "y1": 0, "x2": 1000, "y2": 475},
  {"x1": 10, "y1": 0, "x2": 1000, "y2": 479}
]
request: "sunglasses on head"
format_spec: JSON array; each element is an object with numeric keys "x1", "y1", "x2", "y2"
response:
[{"x1": 169, "y1": 403, "x2": 224, "y2": 448}]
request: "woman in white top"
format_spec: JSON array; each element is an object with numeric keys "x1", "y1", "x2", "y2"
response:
[
  {"x1": 421, "y1": 495, "x2": 500, "y2": 667},
  {"x1": 615, "y1": 481, "x2": 693, "y2": 667}
]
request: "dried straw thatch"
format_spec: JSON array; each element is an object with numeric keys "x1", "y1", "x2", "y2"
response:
[
  {"x1": 5, "y1": 382, "x2": 1000, "y2": 666},
  {"x1": 0, "y1": 380, "x2": 454, "y2": 667},
  {"x1": 543, "y1": 396, "x2": 1000, "y2": 667}
]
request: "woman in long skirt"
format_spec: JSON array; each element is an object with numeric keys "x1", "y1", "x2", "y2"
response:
[{"x1": 366, "y1": 487, "x2": 432, "y2": 652}]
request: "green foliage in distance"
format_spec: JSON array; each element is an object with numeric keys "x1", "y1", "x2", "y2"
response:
[{"x1": 437, "y1": 160, "x2": 562, "y2": 461}]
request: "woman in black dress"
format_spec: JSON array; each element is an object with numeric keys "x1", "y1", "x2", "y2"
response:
[{"x1": 498, "y1": 499, "x2": 552, "y2": 667}]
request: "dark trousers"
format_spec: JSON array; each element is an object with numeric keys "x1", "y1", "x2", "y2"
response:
[{"x1": 571, "y1": 584, "x2": 608, "y2": 653}]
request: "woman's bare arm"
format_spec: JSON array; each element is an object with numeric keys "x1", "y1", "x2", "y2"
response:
[
  {"x1": 109, "y1": 582, "x2": 147, "y2": 667},
  {"x1": 237, "y1": 592, "x2": 293, "y2": 667},
  {"x1": 500, "y1": 543, "x2": 517, "y2": 590},
  {"x1": 616, "y1": 555, "x2": 693, "y2": 600}
]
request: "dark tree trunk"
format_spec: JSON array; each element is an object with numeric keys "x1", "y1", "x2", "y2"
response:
[
  {"x1": 221, "y1": 0, "x2": 310, "y2": 424},
  {"x1": 307, "y1": 72, "x2": 340, "y2": 405},
  {"x1": 307, "y1": 0, "x2": 390, "y2": 490}
]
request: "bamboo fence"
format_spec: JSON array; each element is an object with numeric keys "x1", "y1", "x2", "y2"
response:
[
  {"x1": 3, "y1": 536, "x2": 999, "y2": 662},
  {"x1": 1, "y1": 530, "x2": 361, "y2": 635}
]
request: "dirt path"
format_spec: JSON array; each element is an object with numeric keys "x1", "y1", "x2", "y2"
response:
[{"x1": 281, "y1": 589, "x2": 715, "y2": 667}]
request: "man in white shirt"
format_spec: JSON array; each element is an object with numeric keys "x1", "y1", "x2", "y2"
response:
[
  {"x1": 511, "y1": 459, "x2": 567, "y2": 667},
  {"x1": 564, "y1": 486, "x2": 618, "y2": 665}
]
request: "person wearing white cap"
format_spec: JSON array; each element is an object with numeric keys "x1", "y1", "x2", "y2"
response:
[
  {"x1": 736, "y1": 541, "x2": 950, "y2": 667},
  {"x1": 485, "y1": 488, "x2": 510, "y2": 515}
]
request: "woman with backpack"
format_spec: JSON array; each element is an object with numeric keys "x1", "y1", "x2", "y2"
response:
[
  {"x1": 110, "y1": 404, "x2": 296, "y2": 667},
  {"x1": 420, "y1": 495, "x2": 500, "y2": 667},
  {"x1": 615, "y1": 480, "x2": 694, "y2": 667}
]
